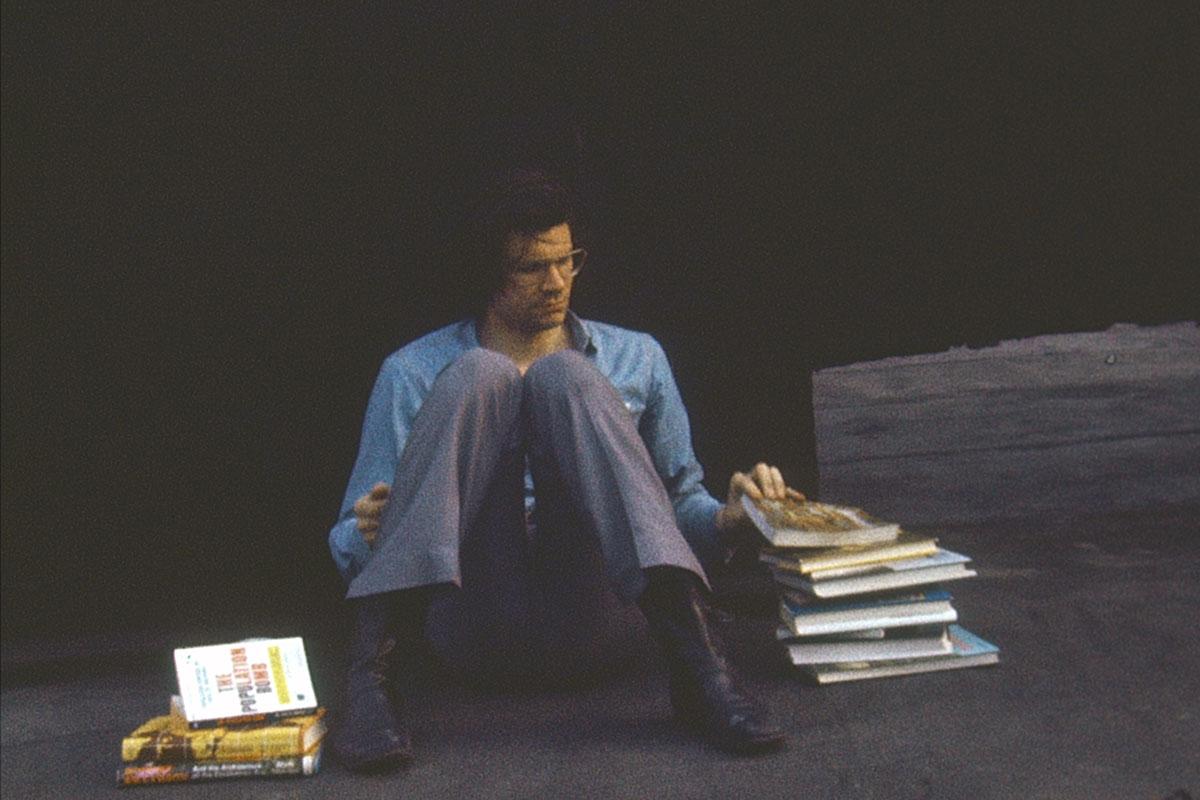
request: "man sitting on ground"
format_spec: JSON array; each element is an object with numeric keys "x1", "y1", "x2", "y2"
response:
[{"x1": 328, "y1": 168, "x2": 801, "y2": 771}]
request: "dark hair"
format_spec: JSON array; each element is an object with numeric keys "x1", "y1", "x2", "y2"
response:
[{"x1": 457, "y1": 167, "x2": 581, "y2": 316}]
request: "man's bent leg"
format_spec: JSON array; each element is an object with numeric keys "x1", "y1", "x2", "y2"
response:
[
  {"x1": 524, "y1": 351, "x2": 784, "y2": 753},
  {"x1": 347, "y1": 349, "x2": 524, "y2": 598},
  {"x1": 524, "y1": 350, "x2": 705, "y2": 600},
  {"x1": 336, "y1": 349, "x2": 524, "y2": 771}
]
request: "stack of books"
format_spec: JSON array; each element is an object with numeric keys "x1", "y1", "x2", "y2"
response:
[
  {"x1": 743, "y1": 495, "x2": 999, "y2": 684},
  {"x1": 117, "y1": 637, "x2": 325, "y2": 786}
]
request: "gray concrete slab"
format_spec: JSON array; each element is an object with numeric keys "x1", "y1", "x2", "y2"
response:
[{"x1": 815, "y1": 322, "x2": 1200, "y2": 525}]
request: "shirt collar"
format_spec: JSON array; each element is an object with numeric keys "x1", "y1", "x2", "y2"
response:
[
  {"x1": 566, "y1": 311, "x2": 598, "y2": 356},
  {"x1": 466, "y1": 311, "x2": 597, "y2": 357}
]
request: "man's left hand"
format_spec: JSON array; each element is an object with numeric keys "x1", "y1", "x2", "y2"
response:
[{"x1": 715, "y1": 462, "x2": 805, "y2": 541}]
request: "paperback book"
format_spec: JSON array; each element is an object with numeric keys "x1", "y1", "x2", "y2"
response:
[
  {"x1": 121, "y1": 699, "x2": 326, "y2": 763},
  {"x1": 174, "y1": 637, "x2": 318, "y2": 729},
  {"x1": 117, "y1": 746, "x2": 323, "y2": 786}
]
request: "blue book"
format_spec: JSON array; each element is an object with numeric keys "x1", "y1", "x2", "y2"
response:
[{"x1": 802, "y1": 624, "x2": 1000, "y2": 684}]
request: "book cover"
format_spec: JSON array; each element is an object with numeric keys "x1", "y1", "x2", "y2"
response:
[
  {"x1": 801, "y1": 624, "x2": 1000, "y2": 684},
  {"x1": 779, "y1": 589, "x2": 957, "y2": 636},
  {"x1": 772, "y1": 549, "x2": 975, "y2": 598},
  {"x1": 121, "y1": 705, "x2": 326, "y2": 763},
  {"x1": 741, "y1": 495, "x2": 901, "y2": 548},
  {"x1": 781, "y1": 624, "x2": 952, "y2": 665},
  {"x1": 116, "y1": 744, "x2": 323, "y2": 785},
  {"x1": 174, "y1": 637, "x2": 318, "y2": 729},
  {"x1": 760, "y1": 533, "x2": 938, "y2": 575},
  {"x1": 776, "y1": 625, "x2": 886, "y2": 640}
]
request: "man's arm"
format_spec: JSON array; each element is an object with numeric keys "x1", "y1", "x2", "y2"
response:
[
  {"x1": 329, "y1": 358, "x2": 414, "y2": 583},
  {"x1": 716, "y1": 467, "x2": 805, "y2": 551},
  {"x1": 640, "y1": 338, "x2": 802, "y2": 564}
]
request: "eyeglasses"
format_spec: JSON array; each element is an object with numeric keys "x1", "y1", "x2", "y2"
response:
[{"x1": 506, "y1": 248, "x2": 587, "y2": 285}]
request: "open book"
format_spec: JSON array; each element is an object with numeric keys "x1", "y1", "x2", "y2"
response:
[{"x1": 742, "y1": 495, "x2": 901, "y2": 548}]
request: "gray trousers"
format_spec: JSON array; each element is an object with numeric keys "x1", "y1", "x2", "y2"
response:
[{"x1": 346, "y1": 348, "x2": 706, "y2": 677}]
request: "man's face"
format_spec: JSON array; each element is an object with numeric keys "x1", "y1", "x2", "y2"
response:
[{"x1": 487, "y1": 223, "x2": 577, "y2": 335}]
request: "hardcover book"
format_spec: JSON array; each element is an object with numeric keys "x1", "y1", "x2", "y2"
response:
[
  {"x1": 800, "y1": 624, "x2": 1000, "y2": 684},
  {"x1": 772, "y1": 549, "x2": 975, "y2": 598},
  {"x1": 742, "y1": 495, "x2": 901, "y2": 548},
  {"x1": 779, "y1": 624, "x2": 952, "y2": 665},
  {"x1": 760, "y1": 534, "x2": 939, "y2": 575},
  {"x1": 779, "y1": 589, "x2": 958, "y2": 637},
  {"x1": 121, "y1": 703, "x2": 326, "y2": 763},
  {"x1": 174, "y1": 637, "x2": 318, "y2": 729},
  {"x1": 116, "y1": 744, "x2": 323, "y2": 785}
]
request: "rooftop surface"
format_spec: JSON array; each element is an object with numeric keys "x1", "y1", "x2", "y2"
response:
[{"x1": 3, "y1": 324, "x2": 1197, "y2": 799}]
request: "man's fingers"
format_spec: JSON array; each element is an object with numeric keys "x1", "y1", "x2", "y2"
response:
[
  {"x1": 731, "y1": 471, "x2": 764, "y2": 500},
  {"x1": 353, "y1": 497, "x2": 384, "y2": 519},
  {"x1": 786, "y1": 487, "x2": 807, "y2": 502},
  {"x1": 769, "y1": 466, "x2": 785, "y2": 498},
  {"x1": 751, "y1": 463, "x2": 786, "y2": 500},
  {"x1": 369, "y1": 482, "x2": 391, "y2": 499}
]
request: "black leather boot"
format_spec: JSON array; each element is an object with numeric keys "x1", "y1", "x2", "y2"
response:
[
  {"x1": 638, "y1": 567, "x2": 786, "y2": 754},
  {"x1": 332, "y1": 591, "x2": 420, "y2": 772}
]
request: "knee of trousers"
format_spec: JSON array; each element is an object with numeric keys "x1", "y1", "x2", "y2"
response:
[
  {"x1": 524, "y1": 349, "x2": 610, "y2": 406},
  {"x1": 439, "y1": 348, "x2": 523, "y2": 399}
]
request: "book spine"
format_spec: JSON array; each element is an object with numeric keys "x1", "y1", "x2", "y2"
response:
[
  {"x1": 117, "y1": 756, "x2": 313, "y2": 786},
  {"x1": 186, "y1": 706, "x2": 313, "y2": 730},
  {"x1": 121, "y1": 731, "x2": 311, "y2": 763}
]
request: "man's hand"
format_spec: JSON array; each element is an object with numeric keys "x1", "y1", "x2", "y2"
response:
[
  {"x1": 715, "y1": 463, "x2": 805, "y2": 545},
  {"x1": 353, "y1": 482, "x2": 391, "y2": 548}
]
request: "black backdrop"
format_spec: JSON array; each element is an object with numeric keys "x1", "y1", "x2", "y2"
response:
[{"x1": 3, "y1": 4, "x2": 1196, "y2": 642}]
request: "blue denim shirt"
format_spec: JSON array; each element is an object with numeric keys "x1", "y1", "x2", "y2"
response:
[{"x1": 328, "y1": 312, "x2": 723, "y2": 582}]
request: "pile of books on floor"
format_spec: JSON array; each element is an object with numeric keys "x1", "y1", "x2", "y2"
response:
[
  {"x1": 743, "y1": 494, "x2": 999, "y2": 684},
  {"x1": 117, "y1": 636, "x2": 325, "y2": 786}
]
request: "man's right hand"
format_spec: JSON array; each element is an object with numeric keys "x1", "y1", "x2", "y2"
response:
[{"x1": 353, "y1": 482, "x2": 391, "y2": 547}]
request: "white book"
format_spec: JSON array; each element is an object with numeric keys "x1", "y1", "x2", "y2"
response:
[
  {"x1": 779, "y1": 590, "x2": 958, "y2": 636},
  {"x1": 802, "y1": 625, "x2": 1000, "y2": 684},
  {"x1": 776, "y1": 625, "x2": 887, "y2": 641},
  {"x1": 174, "y1": 637, "x2": 318, "y2": 728},
  {"x1": 782, "y1": 625, "x2": 952, "y2": 665}
]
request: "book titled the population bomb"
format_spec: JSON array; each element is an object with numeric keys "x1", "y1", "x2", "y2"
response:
[
  {"x1": 121, "y1": 699, "x2": 326, "y2": 763},
  {"x1": 742, "y1": 495, "x2": 902, "y2": 548},
  {"x1": 116, "y1": 746, "x2": 323, "y2": 786},
  {"x1": 174, "y1": 637, "x2": 318, "y2": 729}
]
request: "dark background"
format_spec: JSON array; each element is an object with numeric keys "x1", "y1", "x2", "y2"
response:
[{"x1": 3, "y1": 3, "x2": 1196, "y2": 643}]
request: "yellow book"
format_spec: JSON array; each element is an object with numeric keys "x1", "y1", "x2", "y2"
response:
[
  {"x1": 121, "y1": 702, "x2": 326, "y2": 763},
  {"x1": 760, "y1": 534, "x2": 938, "y2": 575}
]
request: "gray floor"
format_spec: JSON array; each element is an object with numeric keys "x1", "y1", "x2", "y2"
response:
[{"x1": 3, "y1": 324, "x2": 1198, "y2": 799}]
